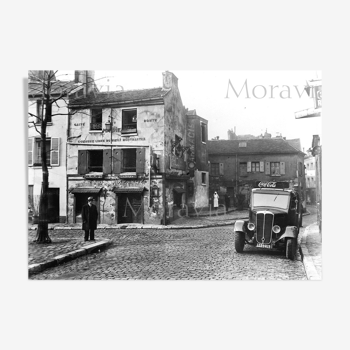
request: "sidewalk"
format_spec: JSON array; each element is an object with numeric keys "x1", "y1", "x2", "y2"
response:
[{"x1": 299, "y1": 222, "x2": 322, "y2": 280}]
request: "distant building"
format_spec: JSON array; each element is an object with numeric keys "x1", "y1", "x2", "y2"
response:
[
  {"x1": 207, "y1": 138, "x2": 306, "y2": 208},
  {"x1": 304, "y1": 151, "x2": 316, "y2": 205}
]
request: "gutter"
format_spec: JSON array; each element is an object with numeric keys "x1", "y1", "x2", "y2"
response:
[{"x1": 69, "y1": 96, "x2": 165, "y2": 109}]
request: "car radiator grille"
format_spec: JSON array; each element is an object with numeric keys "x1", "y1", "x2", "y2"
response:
[{"x1": 256, "y1": 211, "x2": 273, "y2": 244}]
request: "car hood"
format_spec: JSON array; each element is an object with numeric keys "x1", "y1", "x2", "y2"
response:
[{"x1": 251, "y1": 208, "x2": 288, "y2": 215}]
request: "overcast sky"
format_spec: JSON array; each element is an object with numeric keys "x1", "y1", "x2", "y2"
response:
[{"x1": 60, "y1": 70, "x2": 322, "y2": 152}]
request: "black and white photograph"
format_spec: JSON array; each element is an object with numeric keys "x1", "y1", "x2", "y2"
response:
[
  {"x1": 27, "y1": 70, "x2": 322, "y2": 281},
  {"x1": 3, "y1": 1, "x2": 349, "y2": 350}
]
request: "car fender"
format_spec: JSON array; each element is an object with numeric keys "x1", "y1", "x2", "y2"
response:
[
  {"x1": 276, "y1": 226, "x2": 298, "y2": 241},
  {"x1": 234, "y1": 220, "x2": 246, "y2": 233}
]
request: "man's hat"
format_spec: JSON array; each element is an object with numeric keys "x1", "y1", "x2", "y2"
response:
[{"x1": 88, "y1": 197, "x2": 94, "y2": 201}]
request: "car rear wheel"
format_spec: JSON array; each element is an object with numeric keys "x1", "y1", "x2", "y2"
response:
[
  {"x1": 286, "y1": 238, "x2": 297, "y2": 260},
  {"x1": 234, "y1": 231, "x2": 245, "y2": 253}
]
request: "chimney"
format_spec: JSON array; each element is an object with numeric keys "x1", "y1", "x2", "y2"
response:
[
  {"x1": 162, "y1": 71, "x2": 178, "y2": 89},
  {"x1": 74, "y1": 70, "x2": 95, "y2": 96}
]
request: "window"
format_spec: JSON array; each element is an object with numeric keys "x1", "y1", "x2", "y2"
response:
[
  {"x1": 88, "y1": 150, "x2": 103, "y2": 172},
  {"x1": 90, "y1": 109, "x2": 102, "y2": 130},
  {"x1": 202, "y1": 172, "x2": 207, "y2": 184},
  {"x1": 34, "y1": 138, "x2": 51, "y2": 165},
  {"x1": 239, "y1": 142, "x2": 247, "y2": 147},
  {"x1": 122, "y1": 109, "x2": 137, "y2": 134},
  {"x1": 28, "y1": 138, "x2": 60, "y2": 166},
  {"x1": 201, "y1": 123, "x2": 207, "y2": 143},
  {"x1": 36, "y1": 100, "x2": 52, "y2": 123},
  {"x1": 270, "y1": 162, "x2": 280, "y2": 176},
  {"x1": 251, "y1": 162, "x2": 260, "y2": 172},
  {"x1": 240, "y1": 163, "x2": 247, "y2": 176},
  {"x1": 123, "y1": 148, "x2": 137, "y2": 172},
  {"x1": 210, "y1": 163, "x2": 220, "y2": 176}
]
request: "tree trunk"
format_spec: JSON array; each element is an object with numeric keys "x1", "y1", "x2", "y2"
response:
[{"x1": 35, "y1": 74, "x2": 52, "y2": 243}]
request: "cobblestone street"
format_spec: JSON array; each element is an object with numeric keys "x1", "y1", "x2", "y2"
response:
[{"x1": 30, "y1": 226, "x2": 307, "y2": 280}]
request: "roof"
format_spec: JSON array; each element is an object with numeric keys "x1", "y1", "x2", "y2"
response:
[
  {"x1": 207, "y1": 139, "x2": 304, "y2": 155},
  {"x1": 286, "y1": 138, "x2": 302, "y2": 151},
  {"x1": 69, "y1": 87, "x2": 170, "y2": 107},
  {"x1": 186, "y1": 109, "x2": 197, "y2": 116},
  {"x1": 28, "y1": 80, "x2": 79, "y2": 98}
]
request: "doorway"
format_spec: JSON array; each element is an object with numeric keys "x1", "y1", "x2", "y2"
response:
[
  {"x1": 47, "y1": 188, "x2": 59, "y2": 223},
  {"x1": 117, "y1": 193, "x2": 143, "y2": 224}
]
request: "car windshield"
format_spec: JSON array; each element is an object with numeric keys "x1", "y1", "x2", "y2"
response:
[{"x1": 252, "y1": 192, "x2": 290, "y2": 210}]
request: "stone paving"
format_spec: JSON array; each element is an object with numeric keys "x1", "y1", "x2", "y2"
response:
[
  {"x1": 28, "y1": 209, "x2": 248, "y2": 266},
  {"x1": 30, "y1": 226, "x2": 307, "y2": 280}
]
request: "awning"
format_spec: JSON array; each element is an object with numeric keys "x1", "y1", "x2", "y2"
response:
[
  {"x1": 173, "y1": 187, "x2": 186, "y2": 193},
  {"x1": 71, "y1": 187, "x2": 102, "y2": 194},
  {"x1": 113, "y1": 187, "x2": 146, "y2": 193}
]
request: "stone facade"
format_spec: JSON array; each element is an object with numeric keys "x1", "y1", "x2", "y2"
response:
[{"x1": 67, "y1": 71, "x2": 209, "y2": 225}]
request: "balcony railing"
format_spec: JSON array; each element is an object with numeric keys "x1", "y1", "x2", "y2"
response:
[
  {"x1": 90, "y1": 122, "x2": 102, "y2": 130},
  {"x1": 121, "y1": 123, "x2": 137, "y2": 133}
]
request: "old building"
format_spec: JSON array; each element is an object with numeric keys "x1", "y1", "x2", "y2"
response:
[
  {"x1": 304, "y1": 151, "x2": 316, "y2": 204},
  {"x1": 207, "y1": 138, "x2": 306, "y2": 208},
  {"x1": 66, "y1": 71, "x2": 208, "y2": 225},
  {"x1": 28, "y1": 72, "x2": 77, "y2": 222},
  {"x1": 28, "y1": 71, "x2": 98, "y2": 223}
]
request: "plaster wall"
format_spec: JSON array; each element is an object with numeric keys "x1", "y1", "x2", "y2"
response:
[
  {"x1": 67, "y1": 104, "x2": 166, "y2": 225},
  {"x1": 28, "y1": 98, "x2": 68, "y2": 218}
]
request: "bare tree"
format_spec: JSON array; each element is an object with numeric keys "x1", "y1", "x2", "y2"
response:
[{"x1": 28, "y1": 70, "x2": 102, "y2": 243}]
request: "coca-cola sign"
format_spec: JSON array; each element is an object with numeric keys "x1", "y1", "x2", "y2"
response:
[
  {"x1": 258, "y1": 181, "x2": 277, "y2": 188},
  {"x1": 254, "y1": 181, "x2": 290, "y2": 189}
]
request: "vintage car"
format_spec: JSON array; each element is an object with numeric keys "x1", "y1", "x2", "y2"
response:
[{"x1": 234, "y1": 181, "x2": 302, "y2": 260}]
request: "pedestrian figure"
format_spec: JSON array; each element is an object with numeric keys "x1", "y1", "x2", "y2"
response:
[
  {"x1": 213, "y1": 191, "x2": 219, "y2": 211},
  {"x1": 82, "y1": 197, "x2": 98, "y2": 241}
]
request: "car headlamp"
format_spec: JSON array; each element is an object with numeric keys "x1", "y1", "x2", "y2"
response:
[
  {"x1": 248, "y1": 223, "x2": 255, "y2": 231},
  {"x1": 272, "y1": 225, "x2": 281, "y2": 233}
]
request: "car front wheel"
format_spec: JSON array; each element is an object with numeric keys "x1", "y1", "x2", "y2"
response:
[
  {"x1": 286, "y1": 238, "x2": 297, "y2": 260},
  {"x1": 234, "y1": 231, "x2": 245, "y2": 253}
]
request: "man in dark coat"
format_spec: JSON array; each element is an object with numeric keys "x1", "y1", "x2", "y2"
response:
[{"x1": 82, "y1": 197, "x2": 98, "y2": 241}]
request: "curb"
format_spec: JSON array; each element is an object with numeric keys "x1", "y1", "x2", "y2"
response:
[
  {"x1": 299, "y1": 224, "x2": 321, "y2": 280},
  {"x1": 28, "y1": 239, "x2": 112, "y2": 276}
]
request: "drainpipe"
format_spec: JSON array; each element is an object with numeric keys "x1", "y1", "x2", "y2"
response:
[
  {"x1": 66, "y1": 111, "x2": 70, "y2": 223},
  {"x1": 163, "y1": 173, "x2": 167, "y2": 226},
  {"x1": 235, "y1": 153, "x2": 238, "y2": 204}
]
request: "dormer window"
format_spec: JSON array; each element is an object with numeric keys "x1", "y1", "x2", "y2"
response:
[{"x1": 239, "y1": 142, "x2": 247, "y2": 147}]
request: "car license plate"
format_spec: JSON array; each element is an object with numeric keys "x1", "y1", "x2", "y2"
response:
[{"x1": 257, "y1": 243, "x2": 271, "y2": 249}]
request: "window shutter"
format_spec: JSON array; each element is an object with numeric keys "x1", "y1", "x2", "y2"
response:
[
  {"x1": 50, "y1": 137, "x2": 60, "y2": 166},
  {"x1": 219, "y1": 163, "x2": 224, "y2": 175},
  {"x1": 260, "y1": 161, "x2": 264, "y2": 172},
  {"x1": 78, "y1": 150, "x2": 87, "y2": 174},
  {"x1": 136, "y1": 148, "x2": 146, "y2": 174},
  {"x1": 103, "y1": 149, "x2": 111, "y2": 174},
  {"x1": 28, "y1": 138, "x2": 34, "y2": 166},
  {"x1": 280, "y1": 162, "x2": 285, "y2": 175},
  {"x1": 265, "y1": 161, "x2": 270, "y2": 175},
  {"x1": 113, "y1": 149, "x2": 122, "y2": 174},
  {"x1": 247, "y1": 161, "x2": 251, "y2": 172}
]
